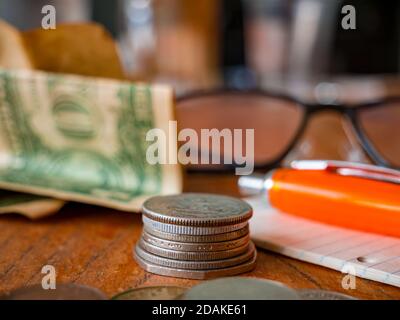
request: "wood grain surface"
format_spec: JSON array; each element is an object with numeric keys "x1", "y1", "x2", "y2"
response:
[{"x1": 0, "y1": 172, "x2": 399, "y2": 300}]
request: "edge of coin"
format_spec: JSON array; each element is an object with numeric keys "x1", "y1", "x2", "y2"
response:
[
  {"x1": 111, "y1": 286, "x2": 188, "y2": 300},
  {"x1": 142, "y1": 230, "x2": 250, "y2": 252},
  {"x1": 139, "y1": 237, "x2": 250, "y2": 261},
  {"x1": 144, "y1": 225, "x2": 249, "y2": 243},
  {"x1": 135, "y1": 241, "x2": 256, "y2": 270},
  {"x1": 134, "y1": 241, "x2": 256, "y2": 270},
  {"x1": 143, "y1": 216, "x2": 248, "y2": 235},
  {"x1": 181, "y1": 278, "x2": 300, "y2": 300},
  {"x1": 297, "y1": 289, "x2": 357, "y2": 300},
  {"x1": 0, "y1": 283, "x2": 108, "y2": 300},
  {"x1": 134, "y1": 248, "x2": 257, "y2": 280}
]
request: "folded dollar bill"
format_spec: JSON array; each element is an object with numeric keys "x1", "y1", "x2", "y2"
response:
[
  {"x1": 0, "y1": 190, "x2": 65, "y2": 219},
  {"x1": 0, "y1": 68, "x2": 182, "y2": 211}
]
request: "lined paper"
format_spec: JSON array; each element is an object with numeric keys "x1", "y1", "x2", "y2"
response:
[{"x1": 247, "y1": 196, "x2": 400, "y2": 288}]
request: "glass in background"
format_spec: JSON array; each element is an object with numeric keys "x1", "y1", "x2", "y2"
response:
[
  {"x1": 242, "y1": 0, "x2": 351, "y2": 163},
  {"x1": 244, "y1": 0, "x2": 400, "y2": 89},
  {"x1": 244, "y1": 0, "x2": 289, "y2": 86},
  {"x1": 117, "y1": 0, "x2": 220, "y2": 92}
]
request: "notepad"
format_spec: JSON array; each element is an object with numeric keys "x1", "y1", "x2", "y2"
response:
[{"x1": 247, "y1": 195, "x2": 400, "y2": 288}]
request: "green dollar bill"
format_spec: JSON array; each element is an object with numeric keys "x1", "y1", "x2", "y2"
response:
[
  {"x1": 0, "y1": 189, "x2": 65, "y2": 219},
  {"x1": 0, "y1": 69, "x2": 182, "y2": 211}
]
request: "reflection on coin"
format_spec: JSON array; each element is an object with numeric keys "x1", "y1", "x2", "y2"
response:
[
  {"x1": 0, "y1": 283, "x2": 107, "y2": 300},
  {"x1": 143, "y1": 216, "x2": 248, "y2": 235},
  {"x1": 112, "y1": 286, "x2": 187, "y2": 300},
  {"x1": 135, "y1": 250, "x2": 257, "y2": 280},
  {"x1": 139, "y1": 237, "x2": 249, "y2": 261},
  {"x1": 135, "y1": 241, "x2": 255, "y2": 270},
  {"x1": 143, "y1": 225, "x2": 249, "y2": 243},
  {"x1": 297, "y1": 289, "x2": 356, "y2": 300},
  {"x1": 182, "y1": 277, "x2": 299, "y2": 300},
  {"x1": 142, "y1": 193, "x2": 252, "y2": 227},
  {"x1": 142, "y1": 230, "x2": 250, "y2": 252}
]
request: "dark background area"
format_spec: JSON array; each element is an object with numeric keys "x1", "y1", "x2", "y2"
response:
[
  {"x1": 89, "y1": 0, "x2": 400, "y2": 76},
  {"x1": 331, "y1": 0, "x2": 400, "y2": 74},
  {"x1": 1, "y1": 0, "x2": 399, "y2": 79}
]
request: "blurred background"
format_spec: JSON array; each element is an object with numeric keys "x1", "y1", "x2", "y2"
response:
[
  {"x1": 1, "y1": 0, "x2": 399, "y2": 165},
  {"x1": 2, "y1": 0, "x2": 399, "y2": 90}
]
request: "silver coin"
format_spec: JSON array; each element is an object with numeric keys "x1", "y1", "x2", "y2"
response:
[
  {"x1": 135, "y1": 241, "x2": 256, "y2": 270},
  {"x1": 143, "y1": 224, "x2": 249, "y2": 243},
  {"x1": 134, "y1": 249, "x2": 257, "y2": 280},
  {"x1": 181, "y1": 277, "x2": 300, "y2": 300},
  {"x1": 112, "y1": 286, "x2": 187, "y2": 300},
  {"x1": 143, "y1": 215, "x2": 248, "y2": 235},
  {"x1": 139, "y1": 237, "x2": 249, "y2": 261},
  {"x1": 142, "y1": 193, "x2": 252, "y2": 227},
  {"x1": 297, "y1": 289, "x2": 356, "y2": 300},
  {"x1": 142, "y1": 230, "x2": 250, "y2": 252},
  {"x1": 0, "y1": 283, "x2": 107, "y2": 300}
]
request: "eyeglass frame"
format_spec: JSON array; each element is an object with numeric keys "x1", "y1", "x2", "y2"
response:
[{"x1": 176, "y1": 88, "x2": 400, "y2": 172}]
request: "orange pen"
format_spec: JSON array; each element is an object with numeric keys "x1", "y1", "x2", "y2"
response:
[{"x1": 239, "y1": 161, "x2": 400, "y2": 238}]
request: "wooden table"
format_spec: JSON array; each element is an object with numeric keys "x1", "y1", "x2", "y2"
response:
[{"x1": 0, "y1": 172, "x2": 399, "y2": 300}]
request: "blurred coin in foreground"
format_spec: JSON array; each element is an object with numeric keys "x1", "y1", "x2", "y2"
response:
[
  {"x1": 297, "y1": 289, "x2": 356, "y2": 300},
  {"x1": 143, "y1": 216, "x2": 248, "y2": 235},
  {"x1": 181, "y1": 277, "x2": 299, "y2": 300},
  {"x1": 0, "y1": 283, "x2": 107, "y2": 300},
  {"x1": 112, "y1": 286, "x2": 187, "y2": 300}
]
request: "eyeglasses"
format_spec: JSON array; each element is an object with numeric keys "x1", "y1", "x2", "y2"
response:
[{"x1": 175, "y1": 88, "x2": 400, "y2": 172}]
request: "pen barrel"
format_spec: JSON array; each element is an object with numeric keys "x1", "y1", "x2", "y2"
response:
[{"x1": 269, "y1": 169, "x2": 400, "y2": 238}]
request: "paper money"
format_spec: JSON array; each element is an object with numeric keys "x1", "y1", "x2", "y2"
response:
[
  {"x1": 0, "y1": 190, "x2": 64, "y2": 219},
  {"x1": 0, "y1": 68, "x2": 182, "y2": 211}
]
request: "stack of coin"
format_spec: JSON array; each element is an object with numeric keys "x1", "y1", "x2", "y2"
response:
[{"x1": 134, "y1": 193, "x2": 257, "y2": 279}]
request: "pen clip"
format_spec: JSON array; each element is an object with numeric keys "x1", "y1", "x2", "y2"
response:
[{"x1": 290, "y1": 160, "x2": 400, "y2": 185}]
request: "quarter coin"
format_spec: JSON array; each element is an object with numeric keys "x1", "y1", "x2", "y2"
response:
[
  {"x1": 0, "y1": 283, "x2": 107, "y2": 300},
  {"x1": 112, "y1": 286, "x2": 187, "y2": 300},
  {"x1": 134, "y1": 250, "x2": 257, "y2": 280},
  {"x1": 143, "y1": 224, "x2": 249, "y2": 243},
  {"x1": 139, "y1": 237, "x2": 249, "y2": 261},
  {"x1": 143, "y1": 215, "x2": 248, "y2": 235},
  {"x1": 141, "y1": 230, "x2": 250, "y2": 252},
  {"x1": 135, "y1": 241, "x2": 256, "y2": 270},
  {"x1": 297, "y1": 289, "x2": 356, "y2": 300},
  {"x1": 181, "y1": 277, "x2": 299, "y2": 300},
  {"x1": 142, "y1": 193, "x2": 252, "y2": 227}
]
